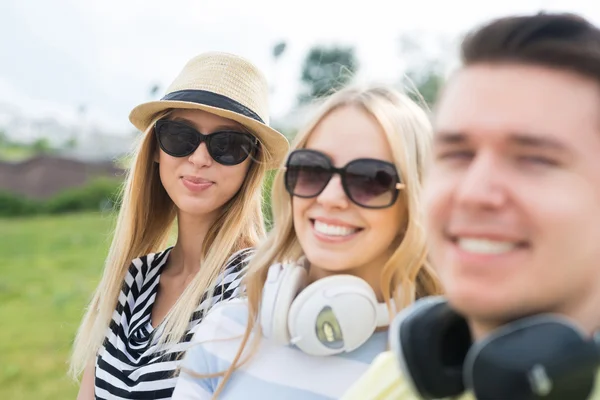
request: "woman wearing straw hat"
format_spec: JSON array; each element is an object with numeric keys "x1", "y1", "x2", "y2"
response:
[{"x1": 69, "y1": 52, "x2": 289, "y2": 400}]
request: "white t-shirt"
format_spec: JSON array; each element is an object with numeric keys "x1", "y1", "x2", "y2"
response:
[{"x1": 172, "y1": 298, "x2": 388, "y2": 399}]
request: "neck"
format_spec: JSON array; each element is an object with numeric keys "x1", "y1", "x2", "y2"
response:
[
  {"x1": 469, "y1": 280, "x2": 600, "y2": 341},
  {"x1": 168, "y1": 209, "x2": 220, "y2": 276},
  {"x1": 307, "y1": 250, "x2": 394, "y2": 303}
]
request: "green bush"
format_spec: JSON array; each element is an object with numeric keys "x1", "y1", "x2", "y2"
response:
[
  {"x1": 0, "y1": 178, "x2": 122, "y2": 217},
  {"x1": 44, "y1": 178, "x2": 122, "y2": 214},
  {"x1": 0, "y1": 192, "x2": 42, "y2": 217}
]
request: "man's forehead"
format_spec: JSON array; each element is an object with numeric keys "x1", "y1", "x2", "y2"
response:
[{"x1": 434, "y1": 64, "x2": 600, "y2": 143}]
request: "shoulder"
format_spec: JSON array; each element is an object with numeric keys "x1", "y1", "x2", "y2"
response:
[
  {"x1": 190, "y1": 298, "x2": 249, "y2": 343},
  {"x1": 118, "y1": 247, "x2": 173, "y2": 296},
  {"x1": 176, "y1": 299, "x2": 250, "y2": 396},
  {"x1": 340, "y1": 350, "x2": 422, "y2": 400},
  {"x1": 211, "y1": 247, "x2": 255, "y2": 302},
  {"x1": 126, "y1": 247, "x2": 173, "y2": 281},
  {"x1": 217, "y1": 247, "x2": 255, "y2": 284},
  {"x1": 223, "y1": 247, "x2": 255, "y2": 274}
]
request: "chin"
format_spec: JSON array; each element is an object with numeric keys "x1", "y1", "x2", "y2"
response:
[
  {"x1": 175, "y1": 199, "x2": 219, "y2": 217},
  {"x1": 449, "y1": 290, "x2": 538, "y2": 331},
  {"x1": 447, "y1": 282, "x2": 502, "y2": 314},
  {"x1": 304, "y1": 249, "x2": 355, "y2": 273}
]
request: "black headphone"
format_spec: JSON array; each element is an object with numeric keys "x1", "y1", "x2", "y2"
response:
[{"x1": 389, "y1": 296, "x2": 600, "y2": 400}]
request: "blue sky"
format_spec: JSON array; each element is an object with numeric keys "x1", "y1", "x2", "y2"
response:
[{"x1": 1, "y1": 0, "x2": 598, "y2": 135}]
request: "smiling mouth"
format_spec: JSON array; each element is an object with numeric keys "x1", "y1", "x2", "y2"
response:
[
  {"x1": 310, "y1": 219, "x2": 363, "y2": 237},
  {"x1": 449, "y1": 236, "x2": 530, "y2": 255}
]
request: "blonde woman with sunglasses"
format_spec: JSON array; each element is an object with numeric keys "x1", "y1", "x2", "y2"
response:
[
  {"x1": 172, "y1": 84, "x2": 443, "y2": 399},
  {"x1": 70, "y1": 52, "x2": 289, "y2": 400}
]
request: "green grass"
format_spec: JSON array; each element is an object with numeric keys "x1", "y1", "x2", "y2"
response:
[
  {"x1": 0, "y1": 146, "x2": 34, "y2": 161},
  {"x1": 0, "y1": 212, "x2": 116, "y2": 399}
]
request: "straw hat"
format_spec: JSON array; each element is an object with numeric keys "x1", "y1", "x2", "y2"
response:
[{"x1": 129, "y1": 51, "x2": 289, "y2": 168}]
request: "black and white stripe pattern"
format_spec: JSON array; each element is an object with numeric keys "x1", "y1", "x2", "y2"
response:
[{"x1": 94, "y1": 247, "x2": 253, "y2": 399}]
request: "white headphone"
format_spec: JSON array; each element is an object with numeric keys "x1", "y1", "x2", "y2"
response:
[{"x1": 259, "y1": 258, "x2": 390, "y2": 356}]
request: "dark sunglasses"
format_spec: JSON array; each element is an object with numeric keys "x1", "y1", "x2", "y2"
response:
[
  {"x1": 284, "y1": 149, "x2": 404, "y2": 209},
  {"x1": 154, "y1": 119, "x2": 258, "y2": 166}
]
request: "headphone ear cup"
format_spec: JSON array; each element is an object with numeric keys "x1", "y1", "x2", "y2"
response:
[
  {"x1": 465, "y1": 316, "x2": 598, "y2": 400},
  {"x1": 390, "y1": 296, "x2": 471, "y2": 400},
  {"x1": 287, "y1": 275, "x2": 381, "y2": 356},
  {"x1": 260, "y1": 263, "x2": 308, "y2": 345}
]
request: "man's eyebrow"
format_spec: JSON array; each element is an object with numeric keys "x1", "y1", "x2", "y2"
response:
[
  {"x1": 433, "y1": 131, "x2": 469, "y2": 144},
  {"x1": 508, "y1": 133, "x2": 569, "y2": 152},
  {"x1": 434, "y1": 130, "x2": 570, "y2": 154}
]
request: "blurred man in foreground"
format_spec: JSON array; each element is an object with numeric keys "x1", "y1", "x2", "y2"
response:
[{"x1": 342, "y1": 11, "x2": 600, "y2": 400}]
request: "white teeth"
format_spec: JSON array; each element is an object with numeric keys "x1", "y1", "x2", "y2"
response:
[
  {"x1": 457, "y1": 238, "x2": 517, "y2": 254},
  {"x1": 313, "y1": 221, "x2": 358, "y2": 237}
]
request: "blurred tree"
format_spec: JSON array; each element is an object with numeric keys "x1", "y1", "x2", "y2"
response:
[
  {"x1": 397, "y1": 31, "x2": 455, "y2": 109},
  {"x1": 273, "y1": 41, "x2": 287, "y2": 59},
  {"x1": 270, "y1": 41, "x2": 287, "y2": 94},
  {"x1": 0, "y1": 130, "x2": 7, "y2": 146},
  {"x1": 63, "y1": 136, "x2": 78, "y2": 149},
  {"x1": 32, "y1": 138, "x2": 51, "y2": 154},
  {"x1": 298, "y1": 45, "x2": 358, "y2": 104},
  {"x1": 404, "y1": 63, "x2": 445, "y2": 109},
  {"x1": 150, "y1": 84, "x2": 161, "y2": 98}
]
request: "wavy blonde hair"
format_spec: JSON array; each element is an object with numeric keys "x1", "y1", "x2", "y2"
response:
[
  {"x1": 69, "y1": 109, "x2": 272, "y2": 378},
  {"x1": 199, "y1": 84, "x2": 444, "y2": 397}
]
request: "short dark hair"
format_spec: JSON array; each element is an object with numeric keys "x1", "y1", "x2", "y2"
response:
[{"x1": 461, "y1": 12, "x2": 600, "y2": 85}]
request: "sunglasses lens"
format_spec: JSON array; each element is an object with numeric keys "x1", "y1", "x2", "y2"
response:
[
  {"x1": 345, "y1": 160, "x2": 398, "y2": 207},
  {"x1": 285, "y1": 151, "x2": 332, "y2": 197},
  {"x1": 156, "y1": 120, "x2": 255, "y2": 165},
  {"x1": 155, "y1": 120, "x2": 200, "y2": 157},
  {"x1": 209, "y1": 132, "x2": 255, "y2": 166}
]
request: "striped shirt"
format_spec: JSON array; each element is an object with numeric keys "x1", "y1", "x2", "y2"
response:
[
  {"x1": 94, "y1": 247, "x2": 254, "y2": 400},
  {"x1": 172, "y1": 298, "x2": 389, "y2": 399}
]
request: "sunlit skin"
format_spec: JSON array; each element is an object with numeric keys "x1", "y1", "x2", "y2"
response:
[
  {"x1": 293, "y1": 105, "x2": 407, "y2": 300},
  {"x1": 156, "y1": 109, "x2": 252, "y2": 220},
  {"x1": 425, "y1": 64, "x2": 600, "y2": 338}
]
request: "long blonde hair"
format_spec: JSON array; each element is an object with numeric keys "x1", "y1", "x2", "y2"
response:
[
  {"x1": 206, "y1": 84, "x2": 443, "y2": 397},
  {"x1": 69, "y1": 110, "x2": 272, "y2": 378}
]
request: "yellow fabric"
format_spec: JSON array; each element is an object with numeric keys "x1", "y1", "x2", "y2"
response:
[{"x1": 340, "y1": 350, "x2": 600, "y2": 400}]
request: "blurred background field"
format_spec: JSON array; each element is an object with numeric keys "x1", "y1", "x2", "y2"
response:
[{"x1": 0, "y1": 212, "x2": 115, "y2": 399}]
